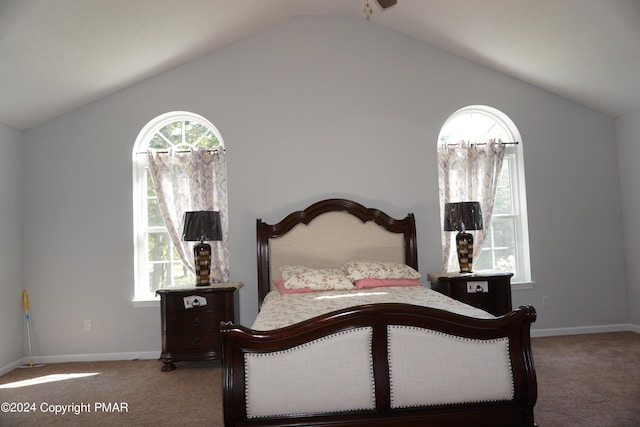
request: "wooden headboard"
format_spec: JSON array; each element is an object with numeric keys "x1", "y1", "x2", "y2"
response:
[{"x1": 256, "y1": 198, "x2": 418, "y2": 307}]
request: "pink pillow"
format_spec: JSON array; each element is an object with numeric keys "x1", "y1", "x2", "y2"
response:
[
  {"x1": 354, "y1": 278, "x2": 422, "y2": 289},
  {"x1": 272, "y1": 279, "x2": 318, "y2": 294}
]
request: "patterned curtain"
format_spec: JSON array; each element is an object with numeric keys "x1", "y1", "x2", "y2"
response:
[
  {"x1": 147, "y1": 148, "x2": 229, "y2": 283},
  {"x1": 437, "y1": 139, "x2": 505, "y2": 272}
]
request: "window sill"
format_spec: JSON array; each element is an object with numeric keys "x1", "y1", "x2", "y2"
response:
[
  {"x1": 511, "y1": 281, "x2": 535, "y2": 290},
  {"x1": 132, "y1": 298, "x2": 159, "y2": 308}
]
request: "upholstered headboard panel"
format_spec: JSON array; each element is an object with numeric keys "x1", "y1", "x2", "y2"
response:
[{"x1": 256, "y1": 199, "x2": 418, "y2": 307}]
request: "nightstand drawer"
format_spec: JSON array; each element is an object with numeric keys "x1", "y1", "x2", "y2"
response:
[
  {"x1": 162, "y1": 291, "x2": 233, "y2": 312},
  {"x1": 163, "y1": 332, "x2": 219, "y2": 351},
  {"x1": 428, "y1": 272, "x2": 513, "y2": 316},
  {"x1": 453, "y1": 292, "x2": 499, "y2": 313},
  {"x1": 163, "y1": 311, "x2": 228, "y2": 332}
]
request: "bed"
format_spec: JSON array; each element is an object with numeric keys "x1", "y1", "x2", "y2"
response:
[{"x1": 220, "y1": 198, "x2": 537, "y2": 426}]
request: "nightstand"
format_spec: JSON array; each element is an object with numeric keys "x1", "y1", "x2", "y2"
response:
[
  {"x1": 427, "y1": 272, "x2": 513, "y2": 316},
  {"x1": 156, "y1": 283, "x2": 242, "y2": 371}
]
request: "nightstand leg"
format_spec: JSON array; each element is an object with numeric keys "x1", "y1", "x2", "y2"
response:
[{"x1": 161, "y1": 361, "x2": 176, "y2": 372}]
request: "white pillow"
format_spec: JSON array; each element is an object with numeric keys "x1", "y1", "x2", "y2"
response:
[
  {"x1": 342, "y1": 261, "x2": 421, "y2": 282},
  {"x1": 279, "y1": 265, "x2": 354, "y2": 291}
]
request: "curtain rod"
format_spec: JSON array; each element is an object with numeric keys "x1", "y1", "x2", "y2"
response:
[
  {"x1": 444, "y1": 141, "x2": 519, "y2": 146},
  {"x1": 136, "y1": 148, "x2": 225, "y2": 155}
]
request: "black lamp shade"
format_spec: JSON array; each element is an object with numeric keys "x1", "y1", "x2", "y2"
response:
[
  {"x1": 182, "y1": 211, "x2": 222, "y2": 242},
  {"x1": 181, "y1": 211, "x2": 222, "y2": 286},
  {"x1": 443, "y1": 202, "x2": 483, "y2": 232},
  {"x1": 444, "y1": 202, "x2": 483, "y2": 273}
]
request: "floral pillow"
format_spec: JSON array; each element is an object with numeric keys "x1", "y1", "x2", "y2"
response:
[
  {"x1": 279, "y1": 265, "x2": 355, "y2": 291},
  {"x1": 342, "y1": 260, "x2": 421, "y2": 282},
  {"x1": 272, "y1": 279, "x2": 319, "y2": 294}
]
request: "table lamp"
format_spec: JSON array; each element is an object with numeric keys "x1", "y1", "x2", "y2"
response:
[
  {"x1": 444, "y1": 202, "x2": 483, "y2": 273},
  {"x1": 182, "y1": 211, "x2": 222, "y2": 286}
]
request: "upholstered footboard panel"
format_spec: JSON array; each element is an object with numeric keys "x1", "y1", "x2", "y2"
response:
[
  {"x1": 244, "y1": 327, "x2": 375, "y2": 418},
  {"x1": 388, "y1": 326, "x2": 514, "y2": 408}
]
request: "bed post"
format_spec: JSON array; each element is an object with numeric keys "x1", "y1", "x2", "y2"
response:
[{"x1": 256, "y1": 218, "x2": 271, "y2": 308}]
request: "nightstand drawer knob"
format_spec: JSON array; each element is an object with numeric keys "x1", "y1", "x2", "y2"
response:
[
  {"x1": 192, "y1": 337, "x2": 202, "y2": 346},
  {"x1": 192, "y1": 318, "x2": 201, "y2": 327},
  {"x1": 467, "y1": 281, "x2": 488, "y2": 293}
]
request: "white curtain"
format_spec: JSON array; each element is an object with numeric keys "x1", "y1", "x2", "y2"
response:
[
  {"x1": 437, "y1": 139, "x2": 505, "y2": 272},
  {"x1": 147, "y1": 147, "x2": 229, "y2": 283}
]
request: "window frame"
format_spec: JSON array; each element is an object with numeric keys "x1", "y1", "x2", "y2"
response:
[
  {"x1": 132, "y1": 111, "x2": 225, "y2": 304},
  {"x1": 438, "y1": 105, "x2": 532, "y2": 286}
]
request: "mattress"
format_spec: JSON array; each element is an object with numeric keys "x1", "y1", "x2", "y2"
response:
[{"x1": 251, "y1": 285, "x2": 494, "y2": 330}]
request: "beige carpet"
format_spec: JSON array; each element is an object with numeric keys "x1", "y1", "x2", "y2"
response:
[
  {"x1": 0, "y1": 359, "x2": 223, "y2": 426},
  {"x1": 532, "y1": 331, "x2": 640, "y2": 427},
  {"x1": 1, "y1": 331, "x2": 639, "y2": 426}
]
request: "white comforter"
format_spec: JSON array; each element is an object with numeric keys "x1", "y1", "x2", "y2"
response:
[{"x1": 251, "y1": 286, "x2": 494, "y2": 330}]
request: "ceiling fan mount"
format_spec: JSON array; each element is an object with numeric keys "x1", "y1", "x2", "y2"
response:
[
  {"x1": 376, "y1": 0, "x2": 397, "y2": 9},
  {"x1": 365, "y1": 0, "x2": 397, "y2": 17}
]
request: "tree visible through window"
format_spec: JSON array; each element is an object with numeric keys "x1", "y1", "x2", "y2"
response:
[
  {"x1": 132, "y1": 112, "x2": 226, "y2": 301},
  {"x1": 438, "y1": 106, "x2": 532, "y2": 284}
]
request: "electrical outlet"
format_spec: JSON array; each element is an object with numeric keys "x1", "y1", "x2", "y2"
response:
[
  {"x1": 542, "y1": 296, "x2": 550, "y2": 308},
  {"x1": 84, "y1": 320, "x2": 92, "y2": 332}
]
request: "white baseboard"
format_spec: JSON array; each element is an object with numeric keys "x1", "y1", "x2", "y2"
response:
[
  {"x1": 0, "y1": 358, "x2": 29, "y2": 376},
  {"x1": 34, "y1": 351, "x2": 160, "y2": 364},
  {"x1": 531, "y1": 323, "x2": 639, "y2": 337},
  {"x1": 1, "y1": 351, "x2": 160, "y2": 371},
  {"x1": 0, "y1": 352, "x2": 160, "y2": 377}
]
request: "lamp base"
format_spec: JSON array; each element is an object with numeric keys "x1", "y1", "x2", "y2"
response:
[
  {"x1": 194, "y1": 242, "x2": 211, "y2": 286},
  {"x1": 455, "y1": 231, "x2": 474, "y2": 273}
]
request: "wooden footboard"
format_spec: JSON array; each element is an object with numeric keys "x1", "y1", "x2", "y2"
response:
[{"x1": 220, "y1": 303, "x2": 537, "y2": 427}]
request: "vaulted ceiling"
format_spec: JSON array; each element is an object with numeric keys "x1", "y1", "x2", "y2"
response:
[{"x1": 2, "y1": 0, "x2": 639, "y2": 130}]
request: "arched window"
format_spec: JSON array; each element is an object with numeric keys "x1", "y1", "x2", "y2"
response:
[
  {"x1": 438, "y1": 106, "x2": 532, "y2": 285},
  {"x1": 132, "y1": 111, "x2": 227, "y2": 302}
]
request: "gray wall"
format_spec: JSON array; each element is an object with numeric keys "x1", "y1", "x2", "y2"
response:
[
  {"x1": 0, "y1": 122, "x2": 23, "y2": 369},
  {"x1": 616, "y1": 109, "x2": 640, "y2": 326},
  {"x1": 14, "y1": 16, "x2": 630, "y2": 361}
]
